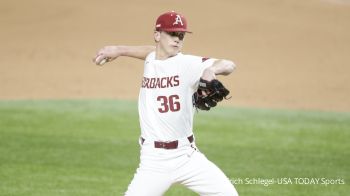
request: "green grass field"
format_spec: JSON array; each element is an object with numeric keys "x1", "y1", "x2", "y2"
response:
[{"x1": 0, "y1": 100, "x2": 349, "y2": 196}]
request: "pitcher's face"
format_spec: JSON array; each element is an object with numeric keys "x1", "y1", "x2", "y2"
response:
[{"x1": 155, "y1": 31, "x2": 185, "y2": 56}]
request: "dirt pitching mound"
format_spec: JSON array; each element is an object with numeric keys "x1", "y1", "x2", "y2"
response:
[{"x1": 1, "y1": 0, "x2": 349, "y2": 112}]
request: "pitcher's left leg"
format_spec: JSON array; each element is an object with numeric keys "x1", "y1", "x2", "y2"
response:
[{"x1": 175, "y1": 150, "x2": 238, "y2": 196}]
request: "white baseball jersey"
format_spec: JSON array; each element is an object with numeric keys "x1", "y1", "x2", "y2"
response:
[{"x1": 138, "y1": 52, "x2": 216, "y2": 141}]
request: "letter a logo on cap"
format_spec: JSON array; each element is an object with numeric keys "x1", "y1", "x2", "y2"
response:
[{"x1": 173, "y1": 15, "x2": 184, "y2": 26}]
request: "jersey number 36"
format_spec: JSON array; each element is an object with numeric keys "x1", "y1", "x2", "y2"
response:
[{"x1": 157, "y1": 95, "x2": 180, "y2": 113}]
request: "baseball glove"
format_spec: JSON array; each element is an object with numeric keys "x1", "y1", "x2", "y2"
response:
[{"x1": 193, "y1": 78, "x2": 230, "y2": 111}]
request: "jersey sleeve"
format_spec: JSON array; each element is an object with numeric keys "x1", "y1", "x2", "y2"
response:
[
  {"x1": 185, "y1": 55, "x2": 217, "y2": 90},
  {"x1": 145, "y1": 51, "x2": 155, "y2": 63}
]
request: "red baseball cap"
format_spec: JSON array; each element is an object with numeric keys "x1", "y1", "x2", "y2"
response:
[{"x1": 155, "y1": 11, "x2": 192, "y2": 33}]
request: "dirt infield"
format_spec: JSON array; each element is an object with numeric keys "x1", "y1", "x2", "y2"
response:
[{"x1": 1, "y1": 0, "x2": 349, "y2": 112}]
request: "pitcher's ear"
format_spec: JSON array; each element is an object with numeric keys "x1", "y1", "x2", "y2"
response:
[{"x1": 154, "y1": 31, "x2": 161, "y2": 42}]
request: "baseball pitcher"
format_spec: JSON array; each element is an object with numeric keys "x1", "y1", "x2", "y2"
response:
[{"x1": 93, "y1": 11, "x2": 238, "y2": 196}]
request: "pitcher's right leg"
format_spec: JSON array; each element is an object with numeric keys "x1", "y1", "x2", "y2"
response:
[{"x1": 124, "y1": 168, "x2": 172, "y2": 196}]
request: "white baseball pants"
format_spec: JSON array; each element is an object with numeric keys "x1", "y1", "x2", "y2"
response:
[{"x1": 124, "y1": 137, "x2": 238, "y2": 196}]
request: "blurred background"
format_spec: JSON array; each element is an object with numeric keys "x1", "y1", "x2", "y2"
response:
[{"x1": 1, "y1": 0, "x2": 350, "y2": 111}]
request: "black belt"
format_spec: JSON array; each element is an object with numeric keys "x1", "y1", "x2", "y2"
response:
[{"x1": 141, "y1": 135, "x2": 194, "y2": 150}]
